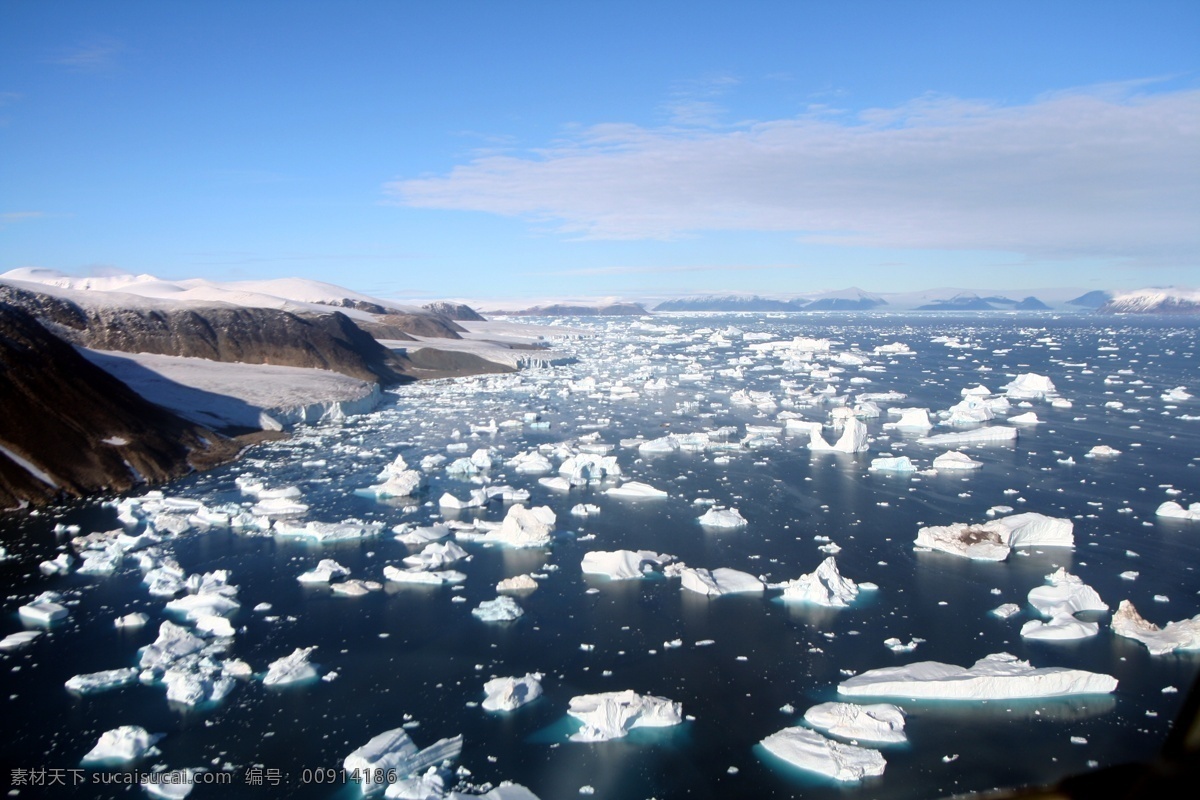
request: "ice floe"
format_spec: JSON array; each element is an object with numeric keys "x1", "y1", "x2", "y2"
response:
[
  {"x1": 914, "y1": 512, "x2": 1073, "y2": 561},
  {"x1": 1156, "y1": 501, "x2": 1200, "y2": 521},
  {"x1": 482, "y1": 673, "x2": 544, "y2": 712},
  {"x1": 759, "y1": 727, "x2": 886, "y2": 781},
  {"x1": 838, "y1": 653, "x2": 1117, "y2": 699},
  {"x1": 80, "y1": 725, "x2": 163, "y2": 766},
  {"x1": 802, "y1": 702, "x2": 907, "y2": 744},
  {"x1": 582, "y1": 550, "x2": 672, "y2": 581},
  {"x1": 1110, "y1": 600, "x2": 1200, "y2": 655},
  {"x1": 697, "y1": 507, "x2": 748, "y2": 527},
  {"x1": 343, "y1": 727, "x2": 464, "y2": 795},
  {"x1": 604, "y1": 481, "x2": 669, "y2": 499},
  {"x1": 918, "y1": 426, "x2": 1018, "y2": 446},
  {"x1": 678, "y1": 566, "x2": 764, "y2": 596},
  {"x1": 566, "y1": 690, "x2": 684, "y2": 742},
  {"x1": 472, "y1": 596, "x2": 524, "y2": 622},
  {"x1": 262, "y1": 646, "x2": 318, "y2": 686}
]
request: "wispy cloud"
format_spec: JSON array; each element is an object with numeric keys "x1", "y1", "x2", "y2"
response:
[
  {"x1": 49, "y1": 36, "x2": 124, "y2": 71},
  {"x1": 0, "y1": 211, "x2": 45, "y2": 229},
  {"x1": 388, "y1": 84, "x2": 1200, "y2": 265},
  {"x1": 531, "y1": 263, "x2": 814, "y2": 277}
]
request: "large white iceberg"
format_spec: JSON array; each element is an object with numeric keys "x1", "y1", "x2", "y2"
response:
[
  {"x1": 559, "y1": 453, "x2": 621, "y2": 485},
  {"x1": 566, "y1": 690, "x2": 684, "y2": 742},
  {"x1": 262, "y1": 646, "x2": 318, "y2": 686},
  {"x1": 66, "y1": 667, "x2": 140, "y2": 694},
  {"x1": 803, "y1": 702, "x2": 906, "y2": 744},
  {"x1": 869, "y1": 456, "x2": 916, "y2": 473},
  {"x1": 365, "y1": 454, "x2": 422, "y2": 498},
  {"x1": 759, "y1": 726, "x2": 886, "y2": 782},
  {"x1": 1111, "y1": 600, "x2": 1200, "y2": 655},
  {"x1": 344, "y1": 727, "x2": 463, "y2": 795},
  {"x1": 883, "y1": 408, "x2": 932, "y2": 431},
  {"x1": 403, "y1": 541, "x2": 469, "y2": 571},
  {"x1": 914, "y1": 512, "x2": 1073, "y2": 561},
  {"x1": 678, "y1": 566, "x2": 764, "y2": 597},
  {"x1": 1003, "y1": 373, "x2": 1057, "y2": 399},
  {"x1": 1026, "y1": 568, "x2": 1108, "y2": 618},
  {"x1": 918, "y1": 427, "x2": 1018, "y2": 446},
  {"x1": 838, "y1": 653, "x2": 1117, "y2": 699},
  {"x1": 697, "y1": 507, "x2": 748, "y2": 528},
  {"x1": 604, "y1": 481, "x2": 669, "y2": 499},
  {"x1": 481, "y1": 505, "x2": 557, "y2": 548},
  {"x1": 809, "y1": 417, "x2": 869, "y2": 453},
  {"x1": 80, "y1": 725, "x2": 163, "y2": 765},
  {"x1": 772, "y1": 557, "x2": 860, "y2": 607},
  {"x1": 18, "y1": 592, "x2": 70, "y2": 624},
  {"x1": 482, "y1": 673, "x2": 544, "y2": 712},
  {"x1": 581, "y1": 550, "x2": 671, "y2": 581},
  {"x1": 1156, "y1": 501, "x2": 1200, "y2": 521},
  {"x1": 932, "y1": 451, "x2": 983, "y2": 471},
  {"x1": 297, "y1": 559, "x2": 351, "y2": 584}
]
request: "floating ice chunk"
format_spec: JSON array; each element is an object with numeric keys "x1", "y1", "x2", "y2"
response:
[
  {"x1": 80, "y1": 725, "x2": 162, "y2": 765},
  {"x1": 364, "y1": 455, "x2": 423, "y2": 498},
  {"x1": 297, "y1": 559, "x2": 351, "y2": 584},
  {"x1": 882, "y1": 408, "x2": 933, "y2": 431},
  {"x1": 497, "y1": 574, "x2": 538, "y2": 593},
  {"x1": 914, "y1": 513, "x2": 1073, "y2": 561},
  {"x1": 944, "y1": 397, "x2": 995, "y2": 425},
  {"x1": 883, "y1": 638, "x2": 922, "y2": 653},
  {"x1": 932, "y1": 451, "x2": 983, "y2": 471},
  {"x1": 570, "y1": 503, "x2": 601, "y2": 517},
  {"x1": 581, "y1": 550, "x2": 672, "y2": 580},
  {"x1": 1111, "y1": 600, "x2": 1200, "y2": 655},
  {"x1": 482, "y1": 673, "x2": 544, "y2": 712},
  {"x1": 18, "y1": 592, "x2": 70, "y2": 624},
  {"x1": 605, "y1": 481, "x2": 668, "y2": 499},
  {"x1": 869, "y1": 456, "x2": 916, "y2": 473},
  {"x1": 773, "y1": 557, "x2": 859, "y2": 607},
  {"x1": 439, "y1": 490, "x2": 488, "y2": 509},
  {"x1": 141, "y1": 769, "x2": 200, "y2": 799},
  {"x1": 165, "y1": 593, "x2": 240, "y2": 621},
  {"x1": 567, "y1": 690, "x2": 684, "y2": 741},
  {"x1": 918, "y1": 426, "x2": 1018, "y2": 445},
  {"x1": 1003, "y1": 373, "x2": 1057, "y2": 399},
  {"x1": 803, "y1": 702, "x2": 907, "y2": 744},
  {"x1": 991, "y1": 603, "x2": 1021, "y2": 619},
  {"x1": 1027, "y1": 568, "x2": 1108, "y2": 618},
  {"x1": 759, "y1": 727, "x2": 885, "y2": 782},
  {"x1": 138, "y1": 622, "x2": 205, "y2": 671},
  {"x1": 275, "y1": 519, "x2": 383, "y2": 543},
  {"x1": 638, "y1": 436, "x2": 679, "y2": 455},
  {"x1": 679, "y1": 567, "x2": 764, "y2": 597},
  {"x1": 1021, "y1": 617, "x2": 1100, "y2": 640},
  {"x1": 0, "y1": 630, "x2": 41, "y2": 650},
  {"x1": 382, "y1": 566, "x2": 466, "y2": 585},
  {"x1": 809, "y1": 417, "x2": 869, "y2": 453},
  {"x1": 537, "y1": 476, "x2": 572, "y2": 492},
  {"x1": 1156, "y1": 501, "x2": 1200, "y2": 521},
  {"x1": 1161, "y1": 386, "x2": 1192, "y2": 402},
  {"x1": 472, "y1": 596, "x2": 524, "y2": 622},
  {"x1": 480, "y1": 505, "x2": 557, "y2": 548},
  {"x1": 344, "y1": 727, "x2": 463, "y2": 795},
  {"x1": 395, "y1": 524, "x2": 451, "y2": 545},
  {"x1": 1008, "y1": 412, "x2": 1041, "y2": 424},
  {"x1": 249, "y1": 496, "x2": 310, "y2": 518},
  {"x1": 509, "y1": 450, "x2": 555, "y2": 474},
  {"x1": 697, "y1": 507, "x2": 748, "y2": 527},
  {"x1": 559, "y1": 453, "x2": 622, "y2": 485},
  {"x1": 38, "y1": 552, "x2": 73, "y2": 575},
  {"x1": 404, "y1": 541, "x2": 469, "y2": 571},
  {"x1": 838, "y1": 653, "x2": 1117, "y2": 699},
  {"x1": 1085, "y1": 445, "x2": 1121, "y2": 458},
  {"x1": 263, "y1": 646, "x2": 318, "y2": 686},
  {"x1": 65, "y1": 667, "x2": 140, "y2": 694}
]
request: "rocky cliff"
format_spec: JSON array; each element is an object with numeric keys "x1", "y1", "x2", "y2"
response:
[
  {"x1": 0, "y1": 303, "x2": 242, "y2": 509},
  {"x1": 0, "y1": 284, "x2": 413, "y2": 385}
]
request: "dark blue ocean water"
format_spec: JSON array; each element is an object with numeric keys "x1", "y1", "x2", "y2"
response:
[{"x1": 2, "y1": 313, "x2": 1198, "y2": 799}]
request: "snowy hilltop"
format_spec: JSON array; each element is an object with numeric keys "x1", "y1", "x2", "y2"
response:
[{"x1": 1098, "y1": 287, "x2": 1200, "y2": 314}]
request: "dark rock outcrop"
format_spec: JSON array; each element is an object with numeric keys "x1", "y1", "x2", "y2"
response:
[
  {"x1": 0, "y1": 284, "x2": 412, "y2": 385},
  {"x1": 422, "y1": 301, "x2": 486, "y2": 322},
  {"x1": 356, "y1": 313, "x2": 465, "y2": 340},
  {"x1": 0, "y1": 303, "x2": 242, "y2": 510}
]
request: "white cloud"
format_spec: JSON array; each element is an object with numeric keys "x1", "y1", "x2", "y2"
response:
[{"x1": 388, "y1": 85, "x2": 1200, "y2": 264}]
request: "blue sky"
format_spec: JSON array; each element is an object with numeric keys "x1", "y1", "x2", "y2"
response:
[{"x1": 1, "y1": 1, "x2": 1197, "y2": 303}]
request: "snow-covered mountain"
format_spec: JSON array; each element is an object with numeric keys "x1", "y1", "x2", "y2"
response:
[{"x1": 1098, "y1": 288, "x2": 1200, "y2": 314}]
